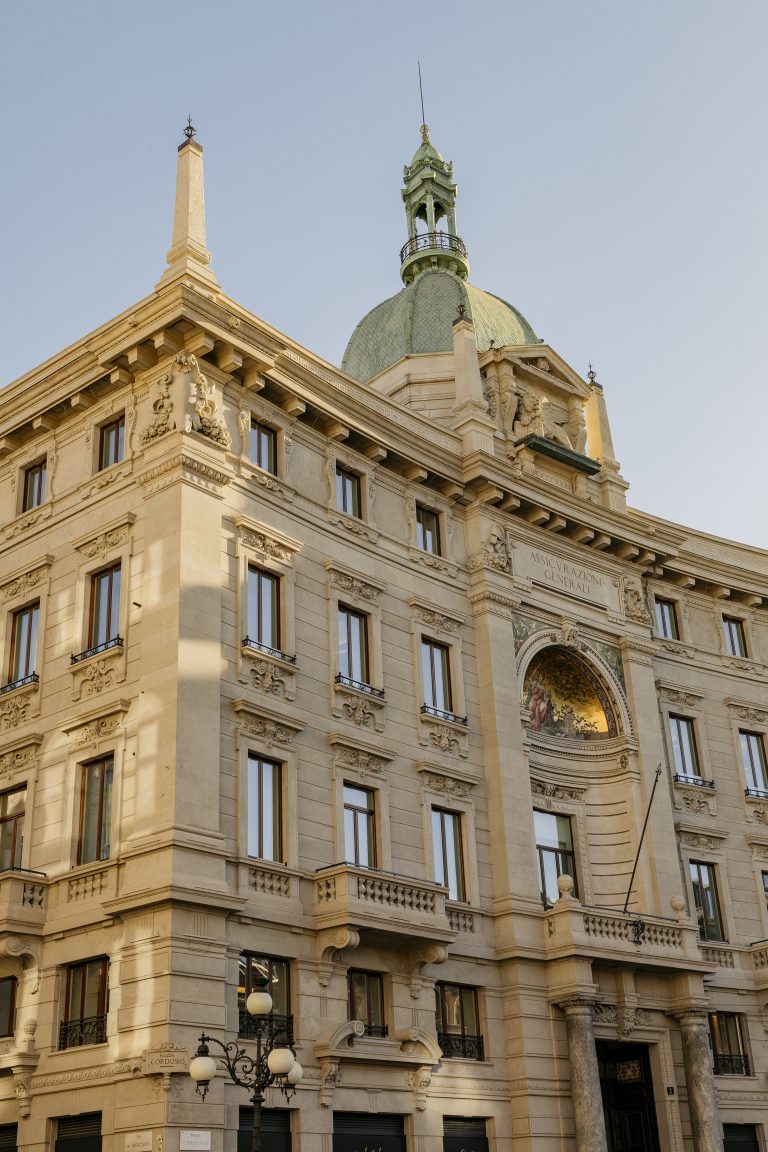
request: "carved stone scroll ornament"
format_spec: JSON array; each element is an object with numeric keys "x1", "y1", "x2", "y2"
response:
[
  {"x1": 319, "y1": 1060, "x2": 340, "y2": 1107},
  {"x1": 624, "y1": 586, "x2": 652, "y2": 625},
  {"x1": 406, "y1": 1066, "x2": 432, "y2": 1111},
  {"x1": 181, "y1": 352, "x2": 232, "y2": 447},
  {"x1": 316, "y1": 927, "x2": 360, "y2": 964},
  {"x1": 469, "y1": 523, "x2": 510, "y2": 573},
  {"x1": 140, "y1": 372, "x2": 176, "y2": 444},
  {"x1": 409, "y1": 944, "x2": 448, "y2": 999},
  {"x1": 2, "y1": 938, "x2": 41, "y2": 995}
]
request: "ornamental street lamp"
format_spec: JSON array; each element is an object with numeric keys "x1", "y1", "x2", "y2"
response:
[{"x1": 189, "y1": 976, "x2": 303, "y2": 1152}]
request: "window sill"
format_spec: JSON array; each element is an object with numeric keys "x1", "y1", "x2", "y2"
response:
[
  {"x1": 70, "y1": 637, "x2": 124, "y2": 665},
  {"x1": 242, "y1": 462, "x2": 294, "y2": 502},
  {"x1": 239, "y1": 643, "x2": 297, "y2": 702},
  {"x1": 332, "y1": 678, "x2": 386, "y2": 733},
  {"x1": 0, "y1": 673, "x2": 39, "y2": 697}
]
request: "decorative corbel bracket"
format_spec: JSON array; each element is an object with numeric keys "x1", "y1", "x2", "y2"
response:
[{"x1": 316, "y1": 927, "x2": 360, "y2": 965}]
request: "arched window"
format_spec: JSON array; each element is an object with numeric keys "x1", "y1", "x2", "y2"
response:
[{"x1": 522, "y1": 646, "x2": 617, "y2": 740}]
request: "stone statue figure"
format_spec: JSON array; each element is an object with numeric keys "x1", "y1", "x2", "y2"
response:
[
  {"x1": 568, "y1": 403, "x2": 588, "y2": 454},
  {"x1": 512, "y1": 389, "x2": 545, "y2": 440}
]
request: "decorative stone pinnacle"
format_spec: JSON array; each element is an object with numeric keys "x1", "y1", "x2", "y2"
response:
[
  {"x1": 420, "y1": 123, "x2": 430, "y2": 143},
  {"x1": 183, "y1": 116, "x2": 196, "y2": 143}
]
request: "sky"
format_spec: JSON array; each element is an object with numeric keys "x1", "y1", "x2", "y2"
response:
[{"x1": 1, "y1": 0, "x2": 766, "y2": 548}]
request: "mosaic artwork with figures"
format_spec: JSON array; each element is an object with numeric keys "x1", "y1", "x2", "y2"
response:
[{"x1": 523, "y1": 647, "x2": 616, "y2": 739}]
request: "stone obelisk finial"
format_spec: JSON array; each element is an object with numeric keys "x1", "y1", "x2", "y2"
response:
[{"x1": 156, "y1": 118, "x2": 219, "y2": 292}]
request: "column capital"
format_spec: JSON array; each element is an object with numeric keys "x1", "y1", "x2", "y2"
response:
[
  {"x1": 557, "y1": 996, "x2": 596, "y2": 1017},
  {"x1": 670, "y1": 1005, "x2": 709, "y2": 1025}
]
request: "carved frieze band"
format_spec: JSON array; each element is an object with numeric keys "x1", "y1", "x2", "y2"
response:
[
  {"x1": 409, "y1": 598, "x2": 463, "y2": 634},
  {"x1": 0, "y1": 738, "x2": 42, "y2": 782},
  {"x1": 726, "y1": 698, "x2": 768, "y2": 727},
  {"x1": 325, "y1": 562, "x2": 385, "y2": 603},
  {"x1": 74, "y1": 517, "x2": 135, "y2": 561},
  {"x1": 237, "y1": 519, "x2": 298, "y2": 565},
  {"x1": 1, "y1": 560, "x2": 52, "y2": 603},
  {"x1": 329, "y1": 735, "x2": 393, "y2": 777},
  {"x1": 656, "y1": 681, "x2": 704, "y2": 709},
  {"x1": 531, "y1": 777, "x2": 586, "y2": 802},
  {"x1": 233, "y1": 699, "x2": 303, "y2": 751}
]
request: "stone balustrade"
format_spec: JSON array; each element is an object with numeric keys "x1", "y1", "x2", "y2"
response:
[
  {"x1": 546, "y1": 896, "x2": 705, "y2": 969},
  {"x1": 313, "y1": 863, "x2": 455, "y2": 942},
  {"x1": 0, "y1": 870, "x2": 47, "y2": 937}
]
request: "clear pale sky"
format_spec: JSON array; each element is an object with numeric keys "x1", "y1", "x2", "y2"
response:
[{"x1": 2, "y1": 1, "x2": 766, "y2": 548}]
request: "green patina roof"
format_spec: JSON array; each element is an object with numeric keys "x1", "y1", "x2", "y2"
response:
[{"x1": 342, "y1": 268, "x2": 539, "y2": 383}]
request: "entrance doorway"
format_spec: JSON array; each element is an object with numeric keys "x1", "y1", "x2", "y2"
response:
[
  {"x1": 723, "y1": 1126, "x2": 761, "y2": 1152},
  {"x1": 596, "y1": 1041, "x2": 661, "y2": 1152}
]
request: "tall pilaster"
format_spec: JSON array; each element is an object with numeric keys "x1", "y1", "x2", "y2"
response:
[
  {"x1": 558, "y1": 999, "x2": 608, "y2": 1152},
  {"x1": 673, "y1": 1009, "x2": 724, "y2": 1152}
]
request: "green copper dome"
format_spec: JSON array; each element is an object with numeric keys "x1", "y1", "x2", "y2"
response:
[{"x1": 342, "y1": 268, "x2": 538, "y2": 383}]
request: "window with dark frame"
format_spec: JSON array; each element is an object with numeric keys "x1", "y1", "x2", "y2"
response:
[
  {"x1": 338, "y1": 605, "x2": 369, "y2": 686},
  {"x1": 0, "y1": 977, "x2": 16, "y2": 1039},
  {"x1": 21, "y1": 460, "x2": 46, "y2": 512},
  {"x1": 247, "y1": 754, "x2": 281, "y2": 862},
  {"x1": 88, "y1": 564, "x2": 121, "y2": 650},
  {"x1": 668, "y1": 715, "x2": 700, "y2": 779},
  {"x1": 432, "y1": 807, "x2": 465, "y2": 901},
  {"x1": 435, "y1": 982, "x2": 483, "y2": 1060},
  {"x1": 78, "y1": 756, "x2": 113, "y2": 865},
  {"x1": 723, "y1": 616, "x2": 747, "y2": 658},
  {"x1": 250, "y1": 420, "x2": 277, "y2": 474},
  {"x1": 98, "y1": 416, "x2": 125, "y2": 471},
  {"x1": 348, "y1": 970, "x2": 386, "y2": 1037},
  {"x1": 709, "y1": 1012, "x2": 750, "y2": 1075},
  {"x1": 654, "y1": 597, "x2": 679, "y2": 640},
  {"x1": 416, "y1": 505, "x2": 441, "y2": 554},
  {"x1": 7, "y1": 602, "x2": 39, "y2": 685},
  {"x1": 0, "y1": 789, "x2": 25, "y2": 872},
  {"x1": 246, "y1": 566, "x2": 280, "y2": 652},
  {"x1": 237, "y1": 953, "x2": 291, "y2": 1040},
  {"x1": 343, "y1": 784, "x2": 375, "y2": 867},
  {"x1": 690, "y1": 860, "x2": 725, "y2": 941},
  {"x1": 335, "y1": 466, "x2": 361, "y2": 518},
  {"x1": 421, "y1": 638, "x2": 452, "y2": 714},
  {"x1": 59, "y1": 958, "x2": 108, "y2": 1049},
  {"x1": 740, "y1": 731, "x2": 768, "y2": 794},
  {"x1": 534, "y1": 809, "x2": 577, "y2": 906}
]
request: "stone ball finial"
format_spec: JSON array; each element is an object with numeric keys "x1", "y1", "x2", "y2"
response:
[
  {"x1": 670, "y1": 895, "x2": 686, "y2": 919},
  {"x1": 557, "y1": 873, "x2": 575, "y2": 900}
]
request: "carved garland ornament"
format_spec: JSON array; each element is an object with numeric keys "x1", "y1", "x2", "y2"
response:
[
  {"x1": 240, "y1": 528, "x2": 295, "y2": 564},
  {"x1": 331, "y1": 572, "x2": 381, "y2": 603},
  {"x1": 76, "y1": 524, "x2": 131, "y2": 561},
  {"x1": 1, "y1": 565, "x2": 49, "y2": 602},
  {"x1": 412, "y1": 605, "x2": 460, "y2": 634},
  {"x1": 423, "y1": 772, "x2": 470, "y2": 800}
]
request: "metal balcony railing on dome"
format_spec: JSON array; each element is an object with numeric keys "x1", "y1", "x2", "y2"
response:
[{"x1": 400, "y1": 231, "x2": 468, "y2": 263}]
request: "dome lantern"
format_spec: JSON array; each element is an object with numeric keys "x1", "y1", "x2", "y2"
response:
[{"x1": 400, "y1": 124, "x2": 469, "y2": 285}]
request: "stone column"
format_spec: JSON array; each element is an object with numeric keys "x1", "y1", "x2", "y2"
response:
[
  {"x1": 674, "y1": 1009, "x2": 724, "y2": 1152},
  {"x1": 559, "y1": 999, "x2": 608, "y2": 1152}
]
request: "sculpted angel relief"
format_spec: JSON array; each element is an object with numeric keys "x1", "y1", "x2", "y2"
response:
[{"x1": 523, "y1": 647, "x2": 615, "y2": 740}]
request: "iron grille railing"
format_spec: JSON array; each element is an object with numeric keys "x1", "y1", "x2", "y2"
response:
[
  {"x1": 745, "y1": 787, "x2": 768, "y2": 800},
  {"x1": 713, "y1": 1053, "x2": 750, "y2": 1076},
  {"x1": 400, "y1": 232, "x2": 468, "y2": 263},
  {"x1": 673, "y1": 773, "x2": 715, "y2": 789},
  {"x1": 361, "y1": 1023, "x2": 388, "y2": 1038},
  {"x1": 335, "y1": 674, "x2": 385, "y2": 699},
  {"x1": 237, "y1": 1010, "x2": 294, "y2": 1044},
  {"x1": 71, "y1": 636, "x2": 123, "y2": 664},
  {"x1": 437, "y1": 1031, "x2": 485, "y2": 1060},
  {"x1": 58, "y1": 1014, "x2": 107, "y2": 1050},
  {"x1": 242, "y1": 637, "x2": 297, "y2": 665},
  {"x1": 421, "y1": 703, "x2": 468, "y2": 726},
  {"x1": 0, "y1": 672, "x2": 39, "y2": 695}
]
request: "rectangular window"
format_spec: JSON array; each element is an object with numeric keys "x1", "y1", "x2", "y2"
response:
[
  {"x1": 338, "y1": 606, "x2": 369, "y2": 685},
  {"x1": 0, "y1": 789, "x2": 25, "y2": 872},
  {"x1": 8, "y1": 602, "x2": 39, "y2": 684},
  {"x1": 709, "y1": 1012, "x2": 750, "y2": 1075},
  {"x1": 98, "y1": 416, "x2": 125, "y2": 471},
  {"x1": 336, "y1": 467, "x2": 361, "y2": 518},
  {"x1": 740, "y1": 731, "x2": 768, "y2": 793},
  {"x1": 246, "y1": 567, "x2": 280, "y2": 652},
  {"x1": 348, "y1": 970, "x2": 386, "y2": 1037},
  {"x1": 655, "y1": 597, "x2": 679, "y2": 639},
  {"x1": 250, "y1": 420, "x2": 277, "y2": 474},
  {"x1": 0, "y1": 977, "x2": 16, "y2": 1038},
  {"x1": 668, "y1": 715, "x2": 700, "y2": 779},
  {"x1": 88, "y1": 564, "x2": 121, "y2": 649},
  {"x1": 238, "y1": 954, "x2": 291, "y2": 1039},
  {"x1": 690, "y1": 860, "x2": 724, "y2": 941},
  {"x1": 723, "y1": 616, "x2": 747, "y2": 658},
  {"x1": 435, "y1": 983, "x2": 483, "y2": 1060},
  {"x1": 78, "y1": 757, "x2": 113, "y2": 865},
  {"x1": 534, "y1": 809, "x2": 577, "y2": 905},
  {"x1": 344, "y1": 785, "x2": 375, "y2": 867},
  {"x1": 21, "y1": 460, "x2": 46, "y2": 512},
  {"x1": 247, "y1": 755, "x2": 281, "y2": 861},
  {"x1": 421, "y1": 639, "x2": 452, "y2": 714},
  {"x1": 59, "y1": 958, "x2": 108, "y2": 1049},
  {"x1": 416, "y1": 505, "x2": 441, "y2": 554},
  {"x1": 432, "y1": 807, "x2": 465, "y2": 901}
]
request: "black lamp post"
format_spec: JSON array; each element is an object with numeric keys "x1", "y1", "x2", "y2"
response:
[{"x1": 189, "y1": 977, "x2": 302, "y2": 1152}]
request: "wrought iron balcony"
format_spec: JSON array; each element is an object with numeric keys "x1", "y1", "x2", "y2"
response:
[
  {"x1": 437, "y1": 1031, "x2": 484, "y2": 1061},
  {"x1": 674, "y1": 773, "x2": 715, "y2": 789},
  {"x1": 335, "y1": 674, "x2": 385, "y2": 699},
  {"x1": 745, "y1": 786, "x2": 768, "y2": 800},
  {"x1": 421, "y1": 703, "x2": 468, "y2": 726},
  {"x1": 71, "y1": 636, "x2": 123, "y2": 664},
  {"x1": 713, "y1": 1053, "x2": 750, "y2": 1076},
  {"x1": 0, "y1": 672, "x2": 38, "y2": 696},
  {"x1": 400, "y1": 231, "x2": 468, "y2": 263},
  {"x1": 242, "y1": 637, "x2": 296, "y2": 665},
  {"x1": 360, "y1": 1023, "x2": 388, "y2": 1039},
  {"x1": 238, "y1": 1010, "x2": 293, "y2": 1044},
  {"x1": 58, "y1": 1013, "x2": 107, "y2": 1050}
]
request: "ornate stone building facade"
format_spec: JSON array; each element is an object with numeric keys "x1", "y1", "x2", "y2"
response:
[{"x1": 0, "y1": 121, "x2": 766, "y2": 1152}]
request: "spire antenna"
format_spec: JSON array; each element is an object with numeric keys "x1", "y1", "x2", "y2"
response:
[
  {"x1": 183, "y1": 115, "x2": 196, "y2": 143},
  {"x1": 418, "y1": 61, "x2": 428, "y2": 141}
]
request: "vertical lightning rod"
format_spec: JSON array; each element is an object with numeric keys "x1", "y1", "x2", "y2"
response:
[{"x1": 622, "y1": 765, "x2": 662, "y2": 915}]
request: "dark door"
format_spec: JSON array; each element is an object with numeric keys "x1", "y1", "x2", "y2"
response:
[
  {"x1": 0, "y1": 1125, "x2": 17, "y2": 1151},
  {"x1": 443, "y1": 1118, "x2": 489, "y2": 1152},
  {"x1": 723, "y1": 1125, "x2": 761, "y2": 1152},
  {"x1": 238, "y1": 1107, "x2": 292, "y2": 1152},
  {"x1": 55, "y1": 1113, "x2": 101, "y2": 1152},
  {"x1": 597, "y1": 1042, "x2": 661, "y2": 1152},
  {"x1": 333, "y1": 1112, "x2": 406, "y2": 1152}
]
